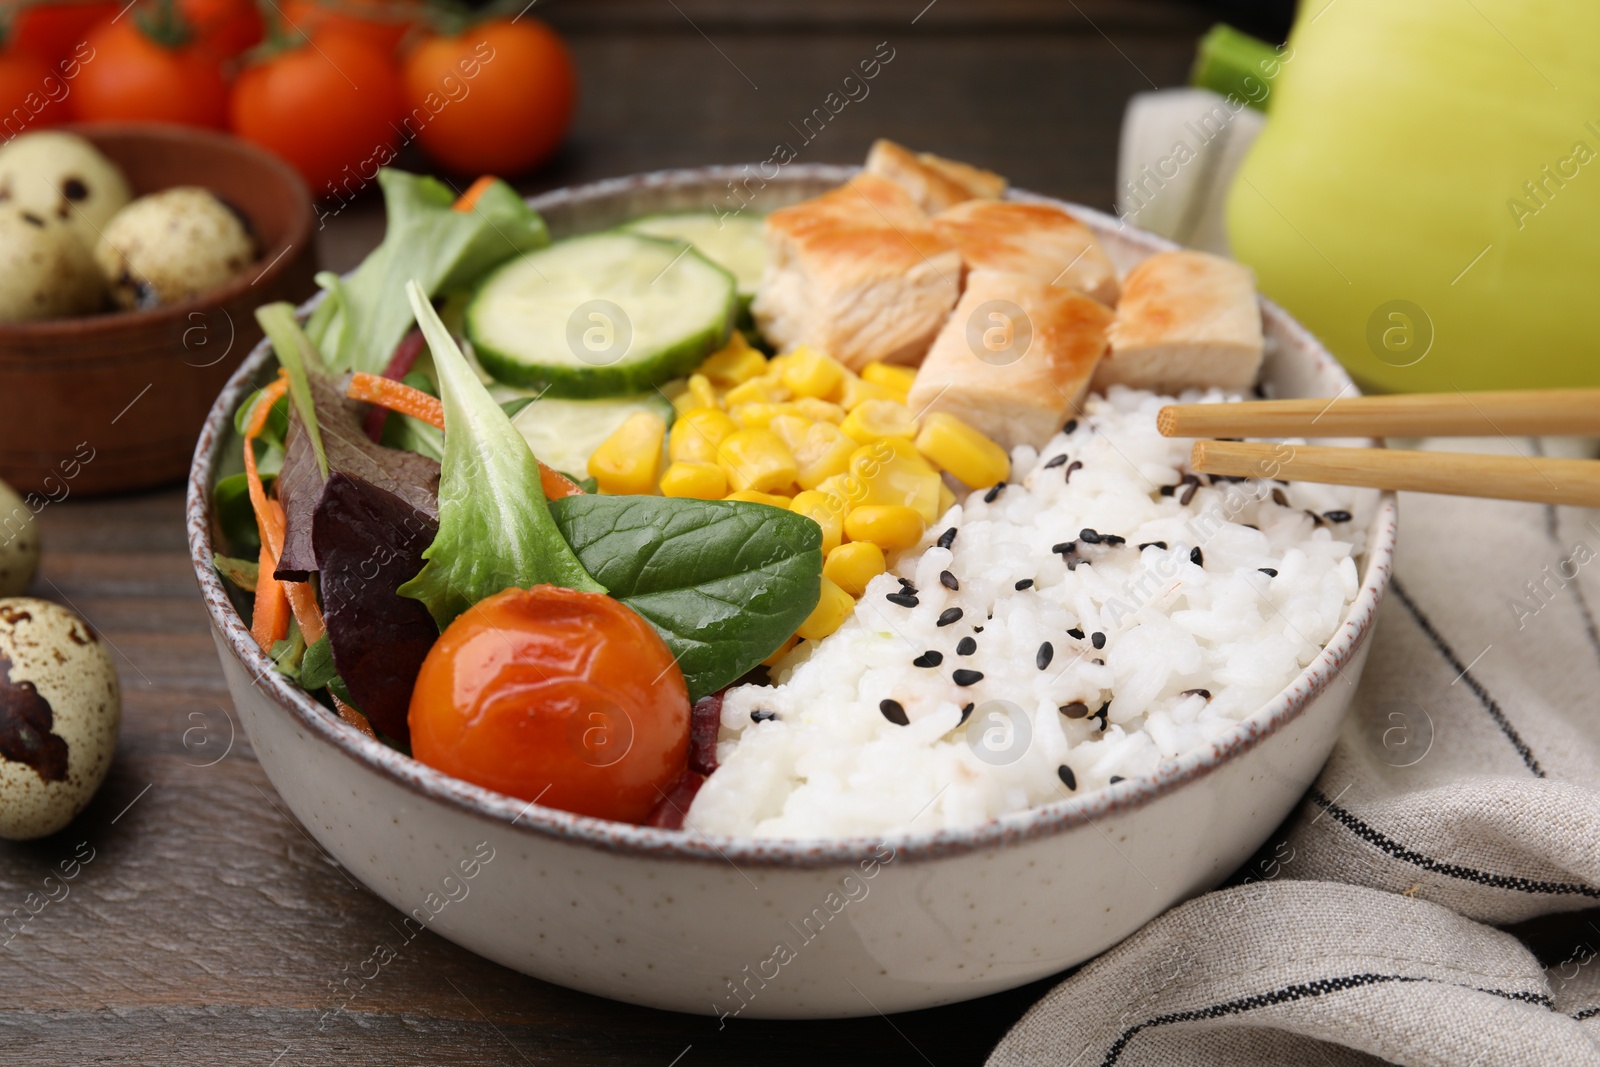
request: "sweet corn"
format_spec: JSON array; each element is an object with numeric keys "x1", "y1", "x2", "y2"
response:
[
  {"x1": 814, "y1": 472, "x2": 864, "y2": 507},
  {"x1": 861, "y1": 361, "x2": 918, "y2": 395},
  {"x1": 725, "y1": 489, "x2": 791, "y2": 507},
  {"x1": 669, "y1": 407, "x2": 737, "y2": 464},
  {"x1": 724, "y1": 376, "x2": 790, "y2": 407},
  {"x1": 731, "y1": 402, "x2": 794, "y2": 431},
  {"x1": 660, "y1": 461, "x2": 727, "y2": 499},
  {"x1": 699, "y1": 332, "x2": 766, "y2": 386},
  {"x1": 797, "y1": 576, "x2": 854, "y2": 640},
  {"x1": 793, "y1": 422, "x2": 857, "y2": 489},
  {"x1": 938, "y1": 481, "x2": 956, "y2": 517},
  {"x1": 767, "y1": 413, "x2": 812, "y2": 452},
  {"x1": 840, "y1": 398, "x2": 918, "y2": 445},
  {"x1": 824, "y1": 541, "x2": 886, "y2": 597},
  {"x1": 790, "y1": 397, "x2": 845, "y2": 424},
  {"x1": 589, "y1": 410, "x2": 667, "y2": 495},
  {"x1": 718, "y1": 428, "x2": 798, "y2": 493},
  {"x1": 780, "y1": 346, "x2": 847, "y2": 400},
  {"x1": 789, "y1": 489, "x2": 846, "y2": 554},
  {"x1": 844, "y1": 505, "x2": 925, "y2": 552},
  {"x1": 848, "y1": 437, "x2": 943, "y2": 524},
  {"x1": 671, "y1": 374, "x2": 720, "y2": 416},
  {"x1": 840, "y1": 375, "x2": 903, "y2": 411},
  {"x1": 915, "y1": 412, "x2": 1010, "y2": 489},
  {"x1": 761, "y1": 634, "x2": 800, "y2": 668}
]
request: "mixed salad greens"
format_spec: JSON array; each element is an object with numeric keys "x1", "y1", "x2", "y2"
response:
[{"x1": 213, "y1": 170, "x2": 822, "y2": 825}]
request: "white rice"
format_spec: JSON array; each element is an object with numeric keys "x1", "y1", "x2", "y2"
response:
[{"x1": 685, "y1": 387, "x2": 1373, "y2": 839}]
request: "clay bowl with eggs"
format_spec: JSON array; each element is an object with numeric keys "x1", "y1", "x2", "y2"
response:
[
  {"x1": 0, "y1": 123, "x2": 315, "y2": 497},
  {"x1": 187, "y1": 164, "x2": 1397, "y2": 1018}
]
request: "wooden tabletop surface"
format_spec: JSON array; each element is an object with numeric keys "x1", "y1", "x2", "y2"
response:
[{"x1": 6, "y1": 2, "x2": 1491, "y2": 1063}]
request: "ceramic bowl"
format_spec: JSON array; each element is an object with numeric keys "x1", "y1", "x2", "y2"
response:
[
  {"x1": 186, "y1": 164, "x2": 1397, "y2": 1019},
  {"x1": 0, "y1": 122, "x2": 316, "y2": 497}
]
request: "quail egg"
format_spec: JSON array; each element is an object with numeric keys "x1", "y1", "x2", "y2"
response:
[
  {"x1": 0, "y1": 209, "x2": 106, "y2": 323},
  {"x1": 0, "y1": 131, "x2": 132, "y2": 251},
  {"x1": 95, "y1": 186, "x2": 257, "y2": 310},
  {"x1": 0, "y1": 480, "x2": 38, "y2": 597},
  {"x1": 0, "y1": 598, "x2": 120, "y2": 841}
]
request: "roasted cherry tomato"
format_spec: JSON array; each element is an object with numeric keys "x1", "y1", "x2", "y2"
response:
[
  {"x1": 410, "y1": 586, "x2": 690, "y2": 824},
  {"x1": 400, "y1": 17, "x2": 575, "y2": 176},
  {"x1": 180, "y1": 0, "x2": 264, "y2": 58},
  {"x1": 9, "y1": 2, "x2": 117, "y2": 65},
  {"x1": 72, "y1": 17, "x2": 228, "y2": 127},
  {"x1": 279, "y1": 0, "x2": 422, "y2": 57}
]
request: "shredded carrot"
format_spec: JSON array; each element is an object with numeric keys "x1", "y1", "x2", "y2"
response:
[
  {"x1": 453, "y1": 175, "x2": 498, "y2": 213},
  {"x1": 262, "y1": 499, "x2": 326, "y2": 646},
  {"x1": 347, "y1": 372, "x2": 444, "y2": 429},
  {"x1": 333, "y1": 695, "x2": 377, "y2": 738},
  {"x1": 251, "y1": 543, "x2": 290, "y2": 652},
  {"x1": 243, "y1": 373, "x2": 328, "y2": 650},
  {"x1": 541, "y1": 465, "x2": 584, "y2": 500}
]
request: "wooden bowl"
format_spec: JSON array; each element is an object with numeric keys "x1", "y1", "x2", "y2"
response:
[{"x1": 0, "y1": 122, "x2": 316, "y2": 497}]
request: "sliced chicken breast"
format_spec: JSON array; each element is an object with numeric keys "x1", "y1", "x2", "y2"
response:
[
  {"x1": 864, "y1": 139, "x2": 1007, "y2": 215},
  {"x1": 932, "y1": 198, "x2": 1121, "y2": 306}
]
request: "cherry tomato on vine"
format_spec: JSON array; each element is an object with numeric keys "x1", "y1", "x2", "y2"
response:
[
  {"x1": 179, "y1": 0, "x2": 263, "y2": 58},
  {"x1": 8, "y1": 2, "x2": 117, "y2": 65},
  {"x1": 229, "y1": 29, "x2": 405, "y2": 198},
  {"x1": 72, "y1": 16, "x2": 228, "y2": 127},
  {"x1": 278, "y1": 0, "x2": 422, "y2": 57},
  {"x1": 0, "y1": 49, "x2": 71, "y2": 132},
  {"x1": 409, "y1": 586, "x2": 691, "y2": 824},
  {"x1": 401, "y1": 18, "x2": 576, "y2": 176}
]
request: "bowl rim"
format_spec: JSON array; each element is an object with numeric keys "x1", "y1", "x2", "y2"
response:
[
  {"x1": 0, "y1": 121, "x2": 314, "y2": 341},
  {"x1": 185, "y1": 163, "x2": 1398, "y2": 870}
]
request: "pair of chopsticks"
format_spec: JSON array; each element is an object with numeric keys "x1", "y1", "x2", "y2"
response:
[{"x1": 1159, "y1": 389, "x2": 1600, "y2": 508}]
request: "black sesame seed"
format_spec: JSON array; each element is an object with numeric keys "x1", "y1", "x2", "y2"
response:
[
  {"x1": 1190, "y1": 547, "x2": 1204, "y2": 567},
  {"x1": 939, "y1": 570, "x2": 959, "y2": 590},
  {"x1": 1272, "y1": 488, "x2": 1290, "y2": 507},
  {"x1": 936, "y1": 527, "x2": 958, "y2": 549},
  {"x1": 1102, "y1": 534, "x2": 1126, "y2": 546},
  {"x1": 750, "y1": 709, "x2": 777, "y2": 723},
  {"x1": 1065, "y1": 461, "x2": 1083, "y2": 482},
  {"x1": 886, "y1": 592, "x2": 919, "y2": 608},
  {"x1": 1138, "y1": 541, "x2": 1168, "y2": 551},
  {"x1": 1181, "y1": 688, "x2": 1213, "y2": 700},
  {"x1": 1323, "y1": 510, "x2": 1352, "y2": 523},
  {"x1": 1057, "y1": 764, "x2": 1077, "y2": 790},
  {"x1": 984, "y1": 482, "x2": 1007, "y2": 503},
  {"x1": 958, "y1": 702, "x2": 975, "y2": 725},
  {"x1": 1036, "y1": 642, "x2": 1053, "y2": 670},
  {"x1": 971, "y1": 625, "x2": 984, "y2": 633},
  {"x1": 956, "y1": 636, "x2": 977, "y2": 656},
  {"x1": 1014, "y1": 578, "x2": 1034, "y2": 590},
  {"x1": 1305, "y1": 509, "x2": 1325, "y2": 527},
  {"x1": 879, "y1": 699, "x2": 910, "y2": 726},
  {"x1": 1159, "y1": 485, "x2": 1176, "y2": 497},
  {"x1": 1091, "y1": 631, "x2": 1106, "y2": 650},
  {"x1": 912, "y1": 651, "x2": 943, "y2": 668},
  {"x1": 1109, "y1": 775, "x2": 1125, "y2": 784},
  {"x1": 1052, "y1": 541, "x2": 1077, "y2": 556},
  {"x1": 952, "y1": 669, "x2": 983, "y2": 687},
  {"x1": 1043, "y1": 453, "x2": 1069, "y2": 469},
  {"x1": 1060, "y1": 701, "x2": 1089, "y2": 719},
  {"x1": 1063, "y1": 419, "x2": 1078, "y2": 434},
  {"x1": 1067, "y1": 627, "x2": 1085, "y2": 640},
  {"x1": 936, "y1": 607, "x2": 963, "y2": 627},
  {"x1": 1259, "y1": 567, "x2": 1278, "y2": 577},
  {"x1": 1079, "y1": 528, "x2": 1101, "y2": 544},
  {"x1": 1179, "y1": 481, "x2": 1199, "y2": 506}
]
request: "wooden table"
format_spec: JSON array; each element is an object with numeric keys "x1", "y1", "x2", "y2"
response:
[{"x1": 0, "y1": 2, "x2": 1378, "y2": 1062}]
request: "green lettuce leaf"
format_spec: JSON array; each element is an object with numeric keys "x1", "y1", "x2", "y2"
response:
[
  {"x1": 310, "y1": 170, "x2": 549, "y2": 375},
  {"x1": 398, "y1": 280, "x2": 603, "y2": 629}
]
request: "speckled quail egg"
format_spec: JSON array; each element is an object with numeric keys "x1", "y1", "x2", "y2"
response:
[
  {"x1": 0, "y1": 131, "x2": 132, "y2": 251},
  {"x1": 94, "y1": 186, "x2": 257, "y2": 310},
  {"x1": 0, "y1": 208, "x2": 106, "y2": 323},
  {"x1": 0, "y1": 480, "x2": 39, "y2": 597},
  {"x1": 0, "y1": 598, "x2": 119, "y2": 841}
]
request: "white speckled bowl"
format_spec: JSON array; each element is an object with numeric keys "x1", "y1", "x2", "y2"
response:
[{"x1": 186, "y1": 165, "x2": 1397, "y2": 1019}]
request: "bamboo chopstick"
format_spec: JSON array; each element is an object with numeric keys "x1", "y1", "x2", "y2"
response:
[
  {"x1": 1191, "y1": 440, "x2": 1600, "y2": 508},
  {"x1": 1158, "y1": 389, "x2": 1600, "y2": 440}
]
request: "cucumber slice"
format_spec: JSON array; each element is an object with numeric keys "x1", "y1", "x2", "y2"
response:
[
  {"x1": 467, "y1": 231, "x2": 737, "y2": 397},
  {"x1": 625, "y1": 212, "x2": 766, "y2": 303},
  {"x1": 510, "y1": 392, "x2": 675, "y2": 479}
]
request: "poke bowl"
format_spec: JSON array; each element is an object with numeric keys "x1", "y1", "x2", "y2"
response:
[{"x1": 186, "y1": 155, "x2": 1397, "y2": 1018}]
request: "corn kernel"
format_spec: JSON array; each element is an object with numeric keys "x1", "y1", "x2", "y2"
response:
[
  {"x1": 660, "y1": 461, "x2": 728, "y2": 499},
  {"x1": 797, "y1": 576, "x2": 854, "y2": 640},
  {"x1": 725, "y1": 376, "x2": 789, "y2": 407},
  {"x1": 814, "y1": 473, "x2": 859, "y2": 504},
  {"x1": 718, "y1": 428, "x2": 798, "y2": 493},
  {"x1": 588, "y1": 410, "x2": 667, "y2": 495},
  {"x1": 844, "y1": 505, "x2": 925, "y2": 552},
  {"x1": 699, "y1": 332, "x2": 766, "y2": 386},
  {"x1": 671, "y1": 374, "x2": 720, "y2": 416},
  {"x1": 793, "y1": 422, "x2": 858, "y2": 490},
  {"x1": 668, "y1": 407, "x2": 737, "y2": 464},
  {"x1": 780, "y1": 346, "x2": 847, "y2": 400},
  {"x1": 791, "y1": 397, "x2": 845, "y2": 424},
  {"x1": 840, "y1": 399, "x2": 918, "y2": 445},
  {"x1": 789, "y1": 489, "x2": 847, "y2": 554},
  {"x1": 725, "y1": 489, "x2": 791, "y2": 507},
  {"x1": 938, "y1": 481, "x2": 956, "y2": 517},
  {"x1": 914, "y1": 412, "x2": 1010, "y2": 489},
  {"x1": 824, "y1": 541, "x2": 886, "y2": 597},
  {"x1": 731, "y1": 402, "x2": 790, "y2": 431},
  {"x1": 840, "y1": 375, "x2": 904, "y2": 411},
  {"x1": 861, "y1": 361, "x2": 918, "y2": 395},
  {"x1": 761, "y1": 634, "x2": 800, "y2": 667},
  {"x1": 767, "y1": 413, "x2": 812, "y2": 453},
  {"x1": 848, "y1": 437, "x2": 942, "y2": 524}
]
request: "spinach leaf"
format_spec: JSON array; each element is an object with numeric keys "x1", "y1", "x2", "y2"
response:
[
  {"x1": 309, "y1": 170, "x2": 549, "y2": 375},
  {"x1": 549, "y1": 495, "x2": 822, "y2": 702},
  {"x1": 398, "y1": 281, "x2": 604, "y2": 630},
  {"x1": 212, "y1": 554, "x2": 259, "y2": 592},
  {"x1": 299, "y1": 634, "x2": 337, "y2": 691}
]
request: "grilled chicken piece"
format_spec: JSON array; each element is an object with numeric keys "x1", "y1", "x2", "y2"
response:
[
  {"x1": 932, "y1": 199, "x2": 1121, "y2": 306},
  {"x1": 864, "y1": 139, "x2": 1007, "y2": 215},
  {"x1": 907, "y1": 269, "x2": 1113, "y2": 450},
  {"x1": 752, "y1": 173, "x2": 961, "y2": 370},
  {"x1": 1094, "y1": 251, "x2": 1263, "y2": 393}
]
